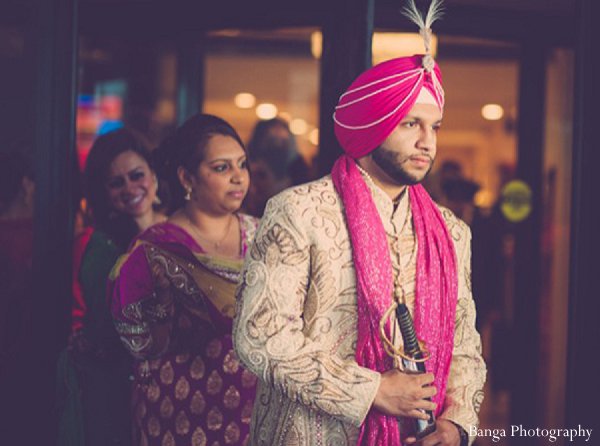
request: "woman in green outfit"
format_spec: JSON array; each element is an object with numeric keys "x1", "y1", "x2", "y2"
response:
[{"x1": 59, "y1": 128, "x2": 166, "y2": 446}]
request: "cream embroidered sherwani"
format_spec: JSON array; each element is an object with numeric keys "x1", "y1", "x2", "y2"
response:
[{"x1": 233, "y1": 172, "x2": 486, "y2": 445}]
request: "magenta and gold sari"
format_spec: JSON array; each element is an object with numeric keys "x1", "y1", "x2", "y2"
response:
[{"x1": 110, "y1": 214, "x2": 259, "y2": 446}]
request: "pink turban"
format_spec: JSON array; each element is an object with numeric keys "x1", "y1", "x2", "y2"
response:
[{"x1": 333, "y1": 55, "x2": 444, "y2": 158}]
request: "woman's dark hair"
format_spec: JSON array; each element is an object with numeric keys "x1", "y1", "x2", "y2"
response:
[
  {"x1": 154, "y1": 114, "x2": 246, "y2": 212},
  {"x1": 84, "y1": 128, "x2": 154, "y2": 249}
]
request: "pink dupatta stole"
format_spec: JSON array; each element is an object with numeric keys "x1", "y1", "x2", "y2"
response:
[{"x1": 331, "y1": 155, "x2": 458, "y2": 445}]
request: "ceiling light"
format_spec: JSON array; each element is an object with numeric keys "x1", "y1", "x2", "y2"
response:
[
  {"x1": 290, "y1": 118, "x2": 309, "y2": 135},
  {"x1": 256, "y1": 103, "x2": 278, "y2": 120},
  {"x1": 481, "y1": 104, "x2": 504, "y2": 121},
  {"x1": 234, "y1": 92, "x2": 256, "y2": 109}
]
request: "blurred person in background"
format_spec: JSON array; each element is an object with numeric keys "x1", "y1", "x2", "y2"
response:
[
  {"x1": 0, "y1": 148, "x2": 35, "y2": 358},
  {"x1": 109, "y1": 114, "x2": 259, "y2": 446},
  {"x1": 423, "y1": 159, "x2": 463, "y2": 204},
  {"x1": 58, "y1": 128, "x2": 166, "y2": 446},
  {"x1": 247, "y1": 118, "x2": 299, "y2": 168},
  {"x1": 245, "y1": 118, "x2": 311, "y2": 217},
  {"x1": 0, "y1": 146, "x2": 35, "y2": 437},
  {"x1": 441, "y1": 177, "x2": 480, "y2": 225}
]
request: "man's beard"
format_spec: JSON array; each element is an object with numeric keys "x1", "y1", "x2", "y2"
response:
[{"x1": 371, "y1": 146, "x2": 433, "y2": 186}]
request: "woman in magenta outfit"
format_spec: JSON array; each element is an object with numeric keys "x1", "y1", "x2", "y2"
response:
[{"x1": 110, "y1": 114, "x2": 258, "y2": 446}]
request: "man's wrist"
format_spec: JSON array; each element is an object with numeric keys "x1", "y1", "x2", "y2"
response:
[{"x1": 447, "y1": 420, "x2": 468, "y2": 446}]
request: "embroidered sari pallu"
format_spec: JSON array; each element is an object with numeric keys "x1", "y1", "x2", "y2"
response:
[{"x1": 110, "y1": 224, "x2": 257, "y2": 446}]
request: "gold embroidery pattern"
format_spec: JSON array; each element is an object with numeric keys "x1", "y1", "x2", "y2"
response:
[
  {"x1": 191, "y1": 390, "x2": 206, "y2": 415},
  {"x1": 190, "y1": 356, "x2": 206, "y2": 380},
  {"x1": 140, "y1": 431, "x2": 149, "y2": 446},
  {"x1": 140, "y1": 298, "x2": 171, "y2": 323},
  {"x1": 160, "y1": 361, "x2": 174, "y2": 385},
  {"x1": 454, "y1": 297, "x2": 469, "y2": 347},
  {"x1": 149, "y1": 359, "x2": 161, "y2": 370},
  {"x1": 175, "y1": 352, "x2": 190, "y2": 364},
  {"x1": 206, "y1": 370, "x2": 223, "y2": 395},
  {"x1": 222, "y1": 349, "x2": 240, "y2": 374},
  {"x1": 249, "y1": 222, "x2": 308, "y2": 267},
  {"x1": 162, "y1": 430, "x2": 175, "y2": 446},
  {"x1": 206, "y1": 339, "x2": 223, "y2": 358},
  {"x1": 160, "y1": 396, "x2": 174, "y2": 419},
  {"x1": 304, "y1": 246, "x2": 337, "y2": 329},
  {"x1": 138, "y1": 361, "x2": 149, "y2": 375},
  {"x1": 191, "y1": 427, "x2": 207, "y2": 446},
  {"x1": 224, "y1": 421, "x2": 241, "y2": 444},
  {"x1": 240, "y1": 369, "x2": 257, "y2": 388},
  {"x1": 241, "y1": 399, "x2": 253, "y2": 424},
  {"x1": 146, "y1": 245, "x2": 198, "y2": 296},
  {"x1": 473, "y1": 390, "x2": 484, "y2": 414},
  {"x1": 121, "y1": 300, "x2": 145, "y2": 322},
  {"x1": 223, "y1": 385, "x2": 241, "y2": 409},
  {"x1": 207, "y1": 406, "x2": 224, "y2": 431},
  {"x1": 439, "y1": 207, "x2": 464, "y2": 242},
  {"x1": 175, "y1": 410, "x2": 190, "y2": 435},
  {"x1": 118, "y1": 326, "x2": 151, "y2": 357},
  {"x1": 147, "y1": 416, "x2": 161, "y2": 438},
  {"x1": 175, "y1": 376, "x2": 191, "y2": 401},
  {"x1": 147, "y1": 382, "x2": 161, "y2": 403}
]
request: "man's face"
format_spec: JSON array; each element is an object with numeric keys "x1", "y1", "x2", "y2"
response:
[{"x1": 371, "y1": 103, "x2": 442, "y2": 186}]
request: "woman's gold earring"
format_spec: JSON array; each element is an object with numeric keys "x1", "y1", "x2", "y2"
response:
[
  {"x1": 184, "y1": 188, "x2": 192, "y2": 201},
  {"x1": 153, "y1": 177, "x2": 161, "y2": 205}
]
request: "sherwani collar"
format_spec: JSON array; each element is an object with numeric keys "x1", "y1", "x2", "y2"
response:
[{"x1": 355, "y1": 164, "x2": 411, "y2": 236}]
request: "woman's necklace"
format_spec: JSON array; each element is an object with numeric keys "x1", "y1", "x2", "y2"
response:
[{"x1": 185, "y1": 212, "x2": 234, "y2": 251}]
